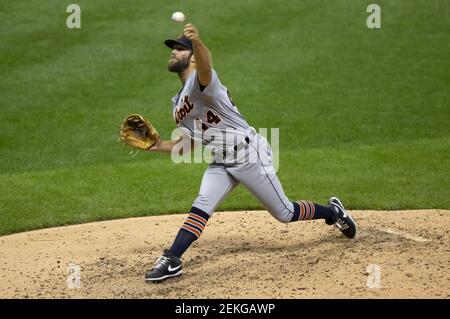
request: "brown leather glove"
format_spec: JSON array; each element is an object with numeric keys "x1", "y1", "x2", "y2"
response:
[{"x1": 119, "y1": 114, "x2": 159, "y2": 150}]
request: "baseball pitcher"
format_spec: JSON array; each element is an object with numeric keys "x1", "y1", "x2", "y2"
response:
[{"x1": 143, "y1": 23, "x2": 357, "y2": 283}]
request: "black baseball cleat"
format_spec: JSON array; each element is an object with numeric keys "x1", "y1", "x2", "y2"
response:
[
  {"x1": 145, "y1": 249, "x2": 183, "y2": 283},
  {"x1": 328, "y1": 197, "x2": 357, "y2": 238},
  {"x1": 325, "y1": 217, "x2": 335, "y2": 225}
]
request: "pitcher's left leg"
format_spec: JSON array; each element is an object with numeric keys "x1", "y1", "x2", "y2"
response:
[
  {"x1": 227, "y1": 160, "x2": 335, "y2": 224},
  {"x1": 225, "y1": 136, "x2": 341, "y2": 226}
]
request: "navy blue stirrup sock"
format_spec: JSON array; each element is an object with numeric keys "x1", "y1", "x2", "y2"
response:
[
  {"x1": 290, "y1": 201, "x2": 335, "y2": 222},
  {"x1": 169, "y1": 207, "x2": 210, "y2": 258}
]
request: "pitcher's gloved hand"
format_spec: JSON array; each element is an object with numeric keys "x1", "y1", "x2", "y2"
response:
[{"x1": 119, "y1": 114, "x2": 160, "y2": 150}]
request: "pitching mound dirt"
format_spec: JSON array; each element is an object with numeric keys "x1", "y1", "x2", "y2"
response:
[{"x1": 0, "y1": 210, "x2": 449, "y2": 298}]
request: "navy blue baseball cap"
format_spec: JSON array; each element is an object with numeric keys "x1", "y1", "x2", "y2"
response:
[{"x1": 164, "y1": 35, "x2": 193, "y2": 50}]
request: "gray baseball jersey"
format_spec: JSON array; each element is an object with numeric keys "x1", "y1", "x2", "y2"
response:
[
  {"x1": 172, "y1": 69, "x2": 252, "y2": 149},
  {"x1": 171, "y1": 69, "x2": 296, "y2": 222}
]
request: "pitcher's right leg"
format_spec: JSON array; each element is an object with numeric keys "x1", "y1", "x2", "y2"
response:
[
  {"x1": 145, "y1": 164, "x2": 238, "y2": 283},
  {"x1": 169, "y1": 164, "x2": 238, "y2": 258}
]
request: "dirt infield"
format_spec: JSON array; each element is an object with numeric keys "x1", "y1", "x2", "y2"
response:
[{"x1": 0, "y1": 210, "x2": 449, "y2": 298}]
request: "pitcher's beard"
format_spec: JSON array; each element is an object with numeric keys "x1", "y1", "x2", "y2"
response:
[{"x1": 168, "y1": 59, "x2": 190, "y2": 73}]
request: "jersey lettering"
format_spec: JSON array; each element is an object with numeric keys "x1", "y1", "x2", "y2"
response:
[
  {"x1": 207, "y1": 110, "x2": 222, "y2": 125},
  {"x1": 175, "y1": 95, "x2": 194, "y2": 124}
]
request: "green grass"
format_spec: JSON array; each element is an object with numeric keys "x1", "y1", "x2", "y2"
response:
[{"x1": 0, "y1": 0, "x2": 449, "y2": 235}]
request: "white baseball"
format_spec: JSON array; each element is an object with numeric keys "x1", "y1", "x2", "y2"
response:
[{"x1": 171, "y1": 12, "x2": 185, "y2": 23}]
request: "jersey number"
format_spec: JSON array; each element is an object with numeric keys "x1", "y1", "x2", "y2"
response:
[{"x1": 206, "y1": 110, "x2": 222, "y2": 125}]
